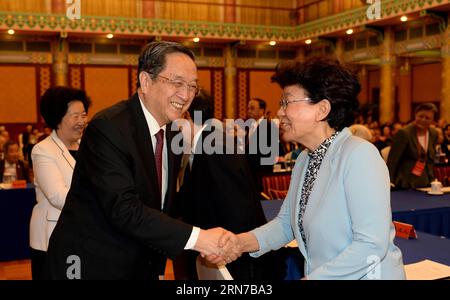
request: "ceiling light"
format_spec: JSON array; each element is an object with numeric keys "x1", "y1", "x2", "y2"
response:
[
  {"x1": 305, "y1": 39, "x2": 312, "y2": 45},
  {"x1": 269, "y1": 40, "x2": 276, "y2": 46},
  {"x1": 346, "y1": 29, "x2": 354, "y2": 35},
  {"x1": 106, "y1": 33, "x2": 114, "y2": 39},
  {"x1": 400, "y1": 16, "x2": 408, "y2": 22},
  {"x1": 193, "y1": 37, "x2": 200, "y2": 43},
  {"x1": 7, "y1": 29, "x2": 15, "y2": 35}
]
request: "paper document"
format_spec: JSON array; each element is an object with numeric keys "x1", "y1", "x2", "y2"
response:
[
  {"x1": 196, "y1": 256, "x2": 233, "y2": 280},
  {"x1": 405, "y1": 259, "x2": 450, "y2": 280}
]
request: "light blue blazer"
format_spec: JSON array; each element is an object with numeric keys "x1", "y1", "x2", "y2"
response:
[{"x1": 251, "y1": 128, "x2": 405, "y2": 279}]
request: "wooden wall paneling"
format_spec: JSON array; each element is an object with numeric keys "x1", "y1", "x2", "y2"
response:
[
  {"x1": 237, "y1": 69, "x2": 249, "y2": 120},
  {"x1": 68, "y1": 65, "x2": 84, "y2": 90},
  {"x1": 0, "y1": 63, "x2": 53, "y2": 140},
  {"x1": 368, "y1": 69, "x2": 380, "y2": 104},
  {"x1": 83, "y1": 65, "x2": 130, "y2": 117},
  {"x1": 212, "y1": 68, "x2": 224, "y2": 121},
  {"x1": 129, "y1": 67, "x2": 138, "y2": 96},
  {"x1": 37, "y1": 65, "x2": 52, "y2": 126},
  {"x1": 412, "y1": 62, "x2": 442, "y2": 103},
  {"x1": 248, "y1": 70, "x2": 282, "y2": 120}
]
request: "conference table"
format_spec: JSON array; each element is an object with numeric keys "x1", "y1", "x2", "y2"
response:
[
  {"x1": 1, "y1": 186, "x2": 450, "y2": 266},
  {"x1": 263, "y1": 190, "x2": 450, "y2": 238},
  {"x1": 391, "y1": 190, "x2": 450, "y2": 238},
  {"x1": 261, "y1": 191, "x2": 450, "y2": 279},
  {"x1": 0, "y1": 184, "x2": 36, "y2": 261}
]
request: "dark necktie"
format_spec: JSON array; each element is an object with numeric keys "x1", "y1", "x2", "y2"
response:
[{"x1": 155, "y1": 129, "x2": 164, "y2": 195}]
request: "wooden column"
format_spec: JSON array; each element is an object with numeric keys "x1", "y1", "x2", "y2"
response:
[
  {"x1": 335, "y1": 38, "x2": 344, "y2": 62},
  {"x1": 224, "y1": 44, "x2": 237, "y2": 119},
  {"x1": 296, "y1": 47, "x2": 305, "y2": 62},
  {"x1": 441, "y1": 13, "x2": 450, "y2": 122},
  {"x1": 379, "y1": 27, "x2": 396, "y2": 124},
  {"x1": 358, "y1": 65, "x2": 368, "y2": 105},
  {"x1": 398, "y1": 58, "x2": 412, "y2": 123},
  {"x1": 52, "y1": 39, "x2": 68, "y2": 86}
]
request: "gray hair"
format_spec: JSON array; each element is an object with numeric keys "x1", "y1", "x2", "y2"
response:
[{"x1": 137, "y1": 41, "x2": 195, "y2": 88}]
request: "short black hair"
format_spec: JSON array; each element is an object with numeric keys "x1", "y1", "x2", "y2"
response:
[
  {"x1": 271, "y1": 56, "x2": 361, "y2": 130},
  {"x1": 40, "y1": 86, "x2": 91, "y2": 130},
  {"x1": 188, "y1": 90, "x2": 214, "y2": 125},
  {"x1": 3, "y1": 140, "x2": 19, "y2": 154},
  {"x1": 251, "y1": 98, "x2": 267, "y2": 112},
  {"x1": 137, "y1": 41, "x2": 195, "y2": 88},
  {"x1": 415, "y1": 103, "x2": 438, "y2": 115}
]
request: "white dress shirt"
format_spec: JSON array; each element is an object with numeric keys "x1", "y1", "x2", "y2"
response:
[
  {"x1": 138, "y1": 97, "x2": 199, "y2": 250},
  {"x1": 139, "y1": 99, "x2": 168, "y2": 209},
  {"x1": 3, "y1": 161, "x2": 17, "y2": 182}
]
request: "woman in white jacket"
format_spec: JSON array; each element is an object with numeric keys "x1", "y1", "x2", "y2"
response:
[{"x1": 30, "y1": 86, "x2": 90, "y2": 280}]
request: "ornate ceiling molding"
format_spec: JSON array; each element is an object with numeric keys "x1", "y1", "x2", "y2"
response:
[
  {"x1": 296, "y1": 0, "x2": 449, "y2": 40},
  {"x1": 0, "y1": 12, "x2": 295, "y2": 41},
  {"x1": 0, "y1": 0, "x2": 447, "y2": 42}
]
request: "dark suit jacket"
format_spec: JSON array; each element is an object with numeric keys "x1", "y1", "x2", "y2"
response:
[
  {"x1": 0, "y1": 159, "x2": 30, "y2": 182},
  {"x1": 245, "y1": 119, "x2": 279, "y2": 194},
  {"x1": 387, "y1": 123, "x2": 438, "y2": 189},
  {"x1": 44, "y1": 93, "x2": 192, "y2": 280},
  {"x1": 178, "y1": 126, "x2": 285, "y2": 280}
]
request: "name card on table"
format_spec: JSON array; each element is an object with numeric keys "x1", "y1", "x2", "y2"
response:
[
  {"x1": 393, "y1": 221, "x2": 417, "y2": 239},
  {"x1": 12, "y1": 180, "x2": 27, "y2": 189}
]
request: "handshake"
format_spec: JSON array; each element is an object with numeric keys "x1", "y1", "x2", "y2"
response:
[{"x1": 193, "y1": 227, "x2": 250, "y2": 266}]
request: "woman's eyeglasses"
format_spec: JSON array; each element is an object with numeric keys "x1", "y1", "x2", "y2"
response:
[{"x1": 279, "y1": 98, "x2": 311, "y2": 110}]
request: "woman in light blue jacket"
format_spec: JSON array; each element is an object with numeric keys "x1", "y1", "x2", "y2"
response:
[{"x1": 230, "y1": 57, "x2": 405, "y2": 279}]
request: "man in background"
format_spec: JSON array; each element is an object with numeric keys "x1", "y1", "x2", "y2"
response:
[
  {"x1": 246, "y1": 98, "x2": 279, "y2": 195},
  {"x1": 175, "y1": 91, "x2": 285, "y2": 280},
  {"x1": 0, "y1": 140, "x2": 30, "y2": 183}
]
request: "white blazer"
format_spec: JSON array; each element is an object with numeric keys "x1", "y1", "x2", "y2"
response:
[
  {"x1": 29, "y1": 130, "x2": 76, "y2": 251},
  {"x1": 250, "y1": 128, "x2": 405, "y2": 279}
]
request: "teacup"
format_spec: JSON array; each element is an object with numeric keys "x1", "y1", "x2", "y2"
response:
[{"x1": 431, "y1": 180, "x2": 443, "y2": 194}]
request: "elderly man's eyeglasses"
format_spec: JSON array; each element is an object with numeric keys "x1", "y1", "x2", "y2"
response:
[
  {"x1": 279, "y1": 98, "x2": 311, "y2": 110},
  {"x1": 157, "y1": 74, "x2": 200, "y2": 97}
]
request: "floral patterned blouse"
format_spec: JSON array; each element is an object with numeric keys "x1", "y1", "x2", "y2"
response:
[{"x1": 298, "y1": 131, "x2": 340, "y2": 247}]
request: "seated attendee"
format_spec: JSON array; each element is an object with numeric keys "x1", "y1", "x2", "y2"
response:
[
  {"x1": 0, "y1": 140, "x2": 30, "y2": 183},
  {"x1": 0, "y1": 135, "x2": 6, "y2": 160},
  {"x1": 441, "y1": 124, "x2": 450, "y2": 160}
]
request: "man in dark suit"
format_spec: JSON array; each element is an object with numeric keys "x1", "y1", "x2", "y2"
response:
[
  {"x1": 44, "y1": 42, "x2": 236, "y2": 280},
  {"x1": 245, "y1": 98, "x2": 279, "y2": 195},
  {"x1": 0, "y1": 140, "x2": 30, "y2": 183},
  {"x1": 175, "y1": 92, "x2": 285, "y2": 280}
]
